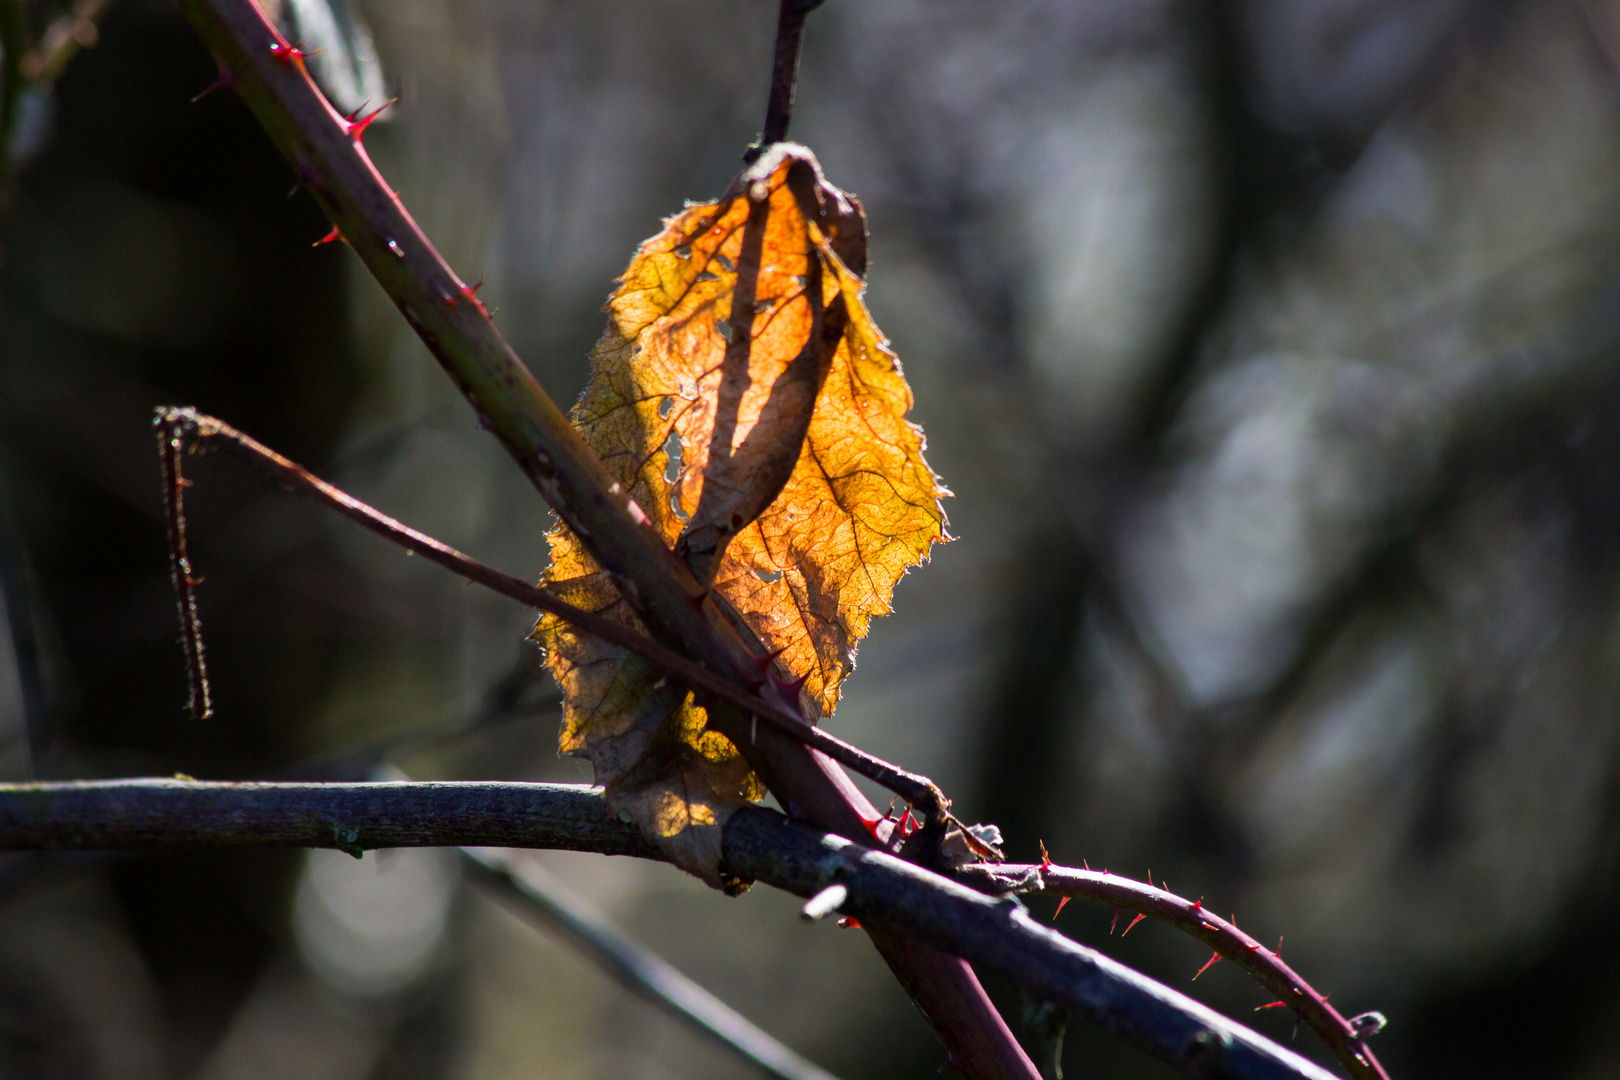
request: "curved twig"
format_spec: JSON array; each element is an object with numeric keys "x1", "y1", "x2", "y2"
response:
[
  {"x1": 153, "y1": 406, "x2": 948, "y2": 824},
  {"x1": 957, "y1": 861, "x2": 1389, "y2": 1080}
]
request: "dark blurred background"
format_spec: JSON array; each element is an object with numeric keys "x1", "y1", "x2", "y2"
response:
[{"x1": 4, "y1": 0, "x2": 1620, "y2": 1076}]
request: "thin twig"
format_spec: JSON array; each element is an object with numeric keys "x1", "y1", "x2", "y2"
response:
[
  {"x1": 462, "y1": 847, "x2": 842, "y2": 1080},
  {"x1": 152, "y1": 406, "x2": 950, "y2": 824},
  {"x1": 20, "y1": 0, "x2": 114, "y2": 83},
  {"x1": 957, "y1": 862, "x2": 1390, "y2": 1080},
  {"x1": 155, "y1": 413, "x2": 211, "y2": 718},
  {"x1": 750, "y1": 0, "x2": 824, "y2": 159},
  {"x1": 0, "y1": 778, "x2": 1339, "y2": 1080}
]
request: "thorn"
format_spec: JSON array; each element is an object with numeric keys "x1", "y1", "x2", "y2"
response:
[
  {"x1": 937, "y1": 1054, "x2": 960, "y2": 1075},
  {"x1": 745, "y1": 645, "x2": 789, "y2": 685},
  {"x1": 191, "y1": 66, "x2": 235, "y2": 103},
  {"x1": 1122, "y1": 912, "x2": 1146, "y2": 936},
  {"x1": 1193, "y1": 951, "x2": 1222, "y2": 980},
  {"x1": 1051, "y1": 896, "x2": 1069, "y2": 920},
  {"x1": 837, "y1": 916, "x2": 861, "y2": 930},
  {"x1": 1255, "y1": 1001, "x2": 1289, "y2": 1011},
  {"x1": 769, "y1": 668, "x2": 811, "y2": 702},
  {"x1": 751, "y1": 645, "x2": 789, "y2": 669},
  {"x1": 1039, "y1": 840, "x2": 1053, "y2": 871},
  {"x1": 458, "y1": 280, "x2": 490, "y2": 318},
  {"x1": 313, "y1": 224, "x2": 343, "y2": 247},
  {"x1": 269, "y1": 41, "x2": 310, "y2": 65},
  {"x1": 1110, "y1": 908, "x2": 1123, "y2": 934},
  {"x1": 346, "y1": 98, "x2": 395, "y2": 142},
  {"x1": 1192, "y1": 897, "x2": 1203, "y2": 912},
  {"x1": 1146, "y1": 869, "x2": 1152, "y2": 887},
  {"x1": 1082, "y1": 858, "x2": 1090, "y2": 871}
]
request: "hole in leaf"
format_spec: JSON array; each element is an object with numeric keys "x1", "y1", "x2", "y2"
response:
[
  {"x1": 715, "y1": 253, "x2": 736, "y2": 273},
  {"x1": 662, "y1": 430, "x2": 683, "y2": 484},
  {"x1": 658, "y1": 396, "x2": 673, "y2": 419},
  {"x1": 754, "y1": 568, "x2": 784, "y2": 584},
  {"x1": 716, "y1": 320, "x2": 732, "y2": 342}
]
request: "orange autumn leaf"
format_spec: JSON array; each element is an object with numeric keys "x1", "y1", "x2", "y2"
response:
[{"x1": 534, "y1": 144, "x2": 948, "y2": 882}]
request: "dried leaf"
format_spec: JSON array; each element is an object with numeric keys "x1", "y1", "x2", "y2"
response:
[{"x1": 535, "y1": 144, "x2": 947, "y2": 882}]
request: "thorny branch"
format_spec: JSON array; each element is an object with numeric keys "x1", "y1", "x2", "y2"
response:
[
  {"x1": 0, "y1": 778, "x2": 1340, "y2": 1080},
  {"x1": 151, "y1": 1, "x2": 1383, "y2": 1077},
  {"x1": 156, "y1": 412, "x2": 211, "y2": 719},
  {"x1": 958, "y1": 860, "x2": 1390, "y2": 1080}
]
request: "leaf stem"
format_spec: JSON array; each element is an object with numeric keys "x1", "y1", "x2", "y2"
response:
[{"x1": 752, "y1": 0, "x2": 824, "y2": 159}]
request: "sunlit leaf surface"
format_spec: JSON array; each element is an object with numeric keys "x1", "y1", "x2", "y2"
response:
[{"x1": 535, "y1": 144, "x2": 947, "y2": 880}]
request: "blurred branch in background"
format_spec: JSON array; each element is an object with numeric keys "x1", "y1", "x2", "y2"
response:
[
  {"x1": 0, "y1": 0, "x2": 114, "y2": 202},
  {"x1": 462, "y1": 846, "x2": 844, "y2": 1080}
]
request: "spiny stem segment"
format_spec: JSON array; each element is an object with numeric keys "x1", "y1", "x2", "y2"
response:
[
  {"x1": 155, "y1": 414, "x2": 211, "y2": 719},
  {"x1": 151, "y1": 407, "x2": 951, "y2": 830},
  {"x1": 748, "y1": 0, "x2": 824, "y2": 161},
  {"x1": 956, "y1": 861, "x2": 1390, "y2": 1080}
]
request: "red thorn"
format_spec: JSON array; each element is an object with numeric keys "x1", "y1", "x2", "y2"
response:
[
  {"x1": 1110, "y1": 908, "x2": 1123, "y2": 934},
  {"x1": 1082, "y1": 858, "x2": 1091, "y2": 871},
  {"x1": 1192, "y1": 897, "x2": 1203, "y2": 912},
  {"x1": 1146, "y1": 869, "x2": 1153, "y2": 887},
  {"x1": 313, "y1": 224, "x2": 343, "y2": 247},
  {"x1": 346, "y1": 98, "x2": 395, "y2": 142},
  {"x1": 457, "y1": 281, "x2": 490, "y2": 318},
  {"x1": 1051, "y1": 896, "x2": 1070, "y2": 921},
  {"x1": 898, "y1": 808, "x2": 918, "y2": 837},
  {"x1": 269, "y1": 41, "x2": 309, "y2": 65},
  {"x1": 838, "y1": 916, "x2": 862, "y2": 930},
  {"x1": 1039, "y1": 840, "x2": 1053, "y2": 872},
  {"x1": 1193, "y1": 951, "x2": 1222, "y2": 980},
  {"x1": 191, "y1": 66, "x2": 235, "y2": 103},
  {"x1": 1255, "y1": 1001, "x2": 1289, "y2": 1011},
  {"x1": 1122, "y1": 912, "x2": 1146, "y2": 936}
]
